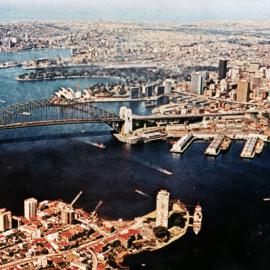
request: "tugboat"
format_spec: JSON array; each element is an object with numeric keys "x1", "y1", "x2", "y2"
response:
[{"x1": 193, "y1": 203, "x2": 202, "y2": 235}]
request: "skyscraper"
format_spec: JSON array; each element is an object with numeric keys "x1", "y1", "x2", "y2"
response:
[
  {"x1": 24, "y1": 198, "x2": 38, "y2": 219},
  {"x1": 156, "y1": 190, "x2": 170, "y2": 228},
  {"x1": 0, "y1": 209, "x2": 12, "y2": 232},
  {"x1": 191, "y1": 72, "x2": 203, "y2": 95},
  {"x1": 61, "y1": 207, "x2": 75, "y2": 225},
  {"x1": 219, "y1": 60, "x2": 228, "y2": 80},
  {"x1": 236, "y1": 79, "x2": 250, "y2": 102},
  {"x1": 163, "y1": 79, "x2": 173, "y2": 94}
]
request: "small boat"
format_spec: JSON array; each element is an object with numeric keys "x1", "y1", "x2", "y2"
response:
[
  {"x1": 90, "y1": 142, "x2": 106, "y2": 149},
  {"x1": 193, "y1": 203, "x2": 202, "y2": 235},
  {"x1": 263, "y1": 198, "x2": 270, "y2": 201},
  {"x1": 157, "y1": 168, "x2": 173, "y2": 175},
  {"x1": 21, "y1": 112, "x2": 31, "y2": 116},
  {"x1": 134, "y1": 189, "x2": 149, "y2": 198}
]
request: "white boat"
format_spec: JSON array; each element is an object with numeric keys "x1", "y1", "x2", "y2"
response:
[
  {"x1": 193, "y1": 203, "x2": 202, "y2": 235},
  {"x1": 263, "y1": 198, "x2": 270, "y2": 201},
  {"x1": 0, "y1": 62, "x2": 15, "y2": 69},
  {"x1": 21, "y1": 112, "x2": 31, "y2": 116},
  {"x1": 89, "y1": 142, "x2": 106, "y2": 149},
  {"x1": 157, "y1": 168, "x2": 173, "y2": 175},
  {"x1": 134, "y1": 189, "x2": 149, "y2": 198}
]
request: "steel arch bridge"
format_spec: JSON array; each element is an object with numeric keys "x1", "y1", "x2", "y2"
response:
[{"x1": 0, "y1": 99, "x2": 123, "y2": 131}]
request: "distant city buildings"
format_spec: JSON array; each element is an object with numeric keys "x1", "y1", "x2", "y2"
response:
[
  {"x1": 156, "y1": 190, "x2": 170, "y2": 228},
  {"x1": 24, "y1": 198, "x2": 38, "y2": 219}
]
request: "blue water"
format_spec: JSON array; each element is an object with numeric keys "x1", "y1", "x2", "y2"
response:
[{"x1": 0, "y1": 49, "x2": 269, "y2": 270}]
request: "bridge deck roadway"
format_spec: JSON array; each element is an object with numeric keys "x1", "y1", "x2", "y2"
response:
[
  {"x1": 132, "y1": 112, "x2": 252, "y2": 121},
  {"x1": 0, "y1": 118, "x2": 123, "y2": 130}
]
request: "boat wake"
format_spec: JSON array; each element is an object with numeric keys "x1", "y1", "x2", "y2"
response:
[
  {"x1": 131, "y1": 156, "x2": 173, "y2": 175},
  {"x1": 134, "y1": 189, "x2": 150, "y2": 198}
]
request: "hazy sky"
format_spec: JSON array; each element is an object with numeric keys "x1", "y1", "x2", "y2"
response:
[{"x1": 0, "y1": 0, "x2": 269, "y2": 22}]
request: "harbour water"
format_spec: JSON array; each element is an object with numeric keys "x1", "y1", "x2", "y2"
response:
[{"x1": 0, "y1": 50, "x2": 270, "y2": 269}]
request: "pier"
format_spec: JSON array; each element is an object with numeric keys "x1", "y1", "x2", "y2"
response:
[
  {"x1": 170, "y1": 134, "x2": 194, "y2": 153},
  {"x1": 204, "y1": 134, "x2": 226, "y2": 156},
  {"x1": 240, "y1": 135, "x2": 258, "y2": 158}
]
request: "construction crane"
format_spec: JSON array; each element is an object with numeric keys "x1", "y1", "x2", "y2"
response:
[
  {"x1": 90, "y1": 200, "x2": 103, "y2": 218},
  {"x1": 70, "y1": 191, "x2": 83, "y2": 207}
]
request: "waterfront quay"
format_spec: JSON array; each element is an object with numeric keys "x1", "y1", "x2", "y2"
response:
[
  {"x1": 0, "y1": 191, "x2": 201, "y2": 270},
  {"x1": 170, "y1": 133, "x2": 194, "y2": 154},
  {"x1": 204, "y1": 134, "x2": 226, "y2": 156}
]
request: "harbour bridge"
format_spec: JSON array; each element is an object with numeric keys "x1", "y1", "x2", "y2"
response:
[
  {"x1": 0, "y1": 98, "x2": 252, "y2": 134},
  {"x1": 0, "y1": 99, "x2": 123, "y2": 131}
]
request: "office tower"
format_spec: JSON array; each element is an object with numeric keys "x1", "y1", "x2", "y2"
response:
[
  {"x1": 191, "y1": 72, "x2": 203, "y2": 95},
  {"x1": 219, "y1": 60, "x2": 228, "y2": 80},
  {"x1": 24, "y1": 198, "x2": 38, "y2": 219},
  {"x1": 130, "y1": 87, "x2": 140, "y2": 99},
  {"x1": 156, "y1": 190, "x2": 170, "y2": 228},
  {"x1": 236, "y1": 80, "x2": 250, "y2": 102},
  {"x1": 144, "y1": 85, "x2": 153, "y2": 97},
  {"x1": 0, "y1": 209, "x2": 12, "y2": 232},
  {"x1": 155, "y1": 85, "x2": 165, "y2": 96},
  {"x1": 231, "y1": 67, "x2": 240, "y2": 83},
  {"x1": 61, "y1": 208, "x2": 75, "y2": 225},
  {"x1": 163, "y1": 79, "x2": 173, "y2": 94}
]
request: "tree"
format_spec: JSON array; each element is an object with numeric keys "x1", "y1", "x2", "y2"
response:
[{"x1": 153, "y1": 226, "x2": 170, "y2": 240}]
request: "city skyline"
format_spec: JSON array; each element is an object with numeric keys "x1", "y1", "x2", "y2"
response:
[{"x1": 0, "y1": 0, "x2": 270, "y2": 22}]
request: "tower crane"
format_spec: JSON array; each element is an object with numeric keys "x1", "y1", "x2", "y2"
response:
[
  {"x1": 90, "y1": 200, "x2": 103, "y2": 218},
  {"x1": 70, "y1": 191, "x2": 83, "y2": 208}
]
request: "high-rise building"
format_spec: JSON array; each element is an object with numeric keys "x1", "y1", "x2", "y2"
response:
[
  {"x1": 144, "y1": 85, "x2": 154, "y2": 97},
  {"x1": 61, "y1": 208, "x2": 75, "y2": 225},
  {"x1": 236, "y1": 80, "x2": 250, "y2": 102},
  {"x1": 24, "y1": 198, "x2": 38, "y2": 219},
  {"x1": 231, "y1": 67, "x2": 240, "y2": 83},
  {"x1": 191, "y1": 72, "x2": 203, "y2": 95},
  {"x1": 156, "y1": 190, "x2": 170, "y2": 228},
  {"x1": 0, "y1": 209, "x2": 12, "y2": 232},
  {"x1": 155, "y1": 85, "x2": 165, "y2": 96},
  {"x1": 130, "y1": 87, "x2": 140, "y2": 99},
  {"x1": 219, "y1": 60, "x2": 228, "y2": 80},
  {"x1": 163, "y1": 79, "x2": 173, "y2": 94}
]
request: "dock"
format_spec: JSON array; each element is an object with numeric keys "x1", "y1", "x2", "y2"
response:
[
  {"x1": 204, "y1": 134, "x2": 226, "y2": 156},
  {"x1": 240, "y1": 135, "x2": 262, "y2": 158},
  {"x1": 170, "y1": 133, "x2": 194, "y2": 153}
]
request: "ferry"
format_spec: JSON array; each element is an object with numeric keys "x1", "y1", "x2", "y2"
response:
[
  {"x1": 0, "y1": 62, "x2": 15, "y2": 69},
  {"x1": 220, "y1": 137, "x2": 232, "y2": 151},
  {"x1": 157, "y1": 168, "x2": 173, "y2": 175},
  {"x1": 255, "y1": 139, "x2": 264, "y2": 154},
  {"x1": 193, "y1": 203, "x2": 202, "y2": 235}
]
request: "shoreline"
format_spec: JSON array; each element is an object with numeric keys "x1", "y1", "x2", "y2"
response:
[{"x1": 16, "y1": 75, "x2": 123, "y2": 82}]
